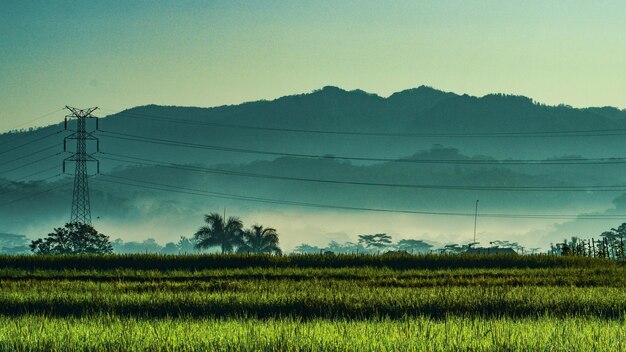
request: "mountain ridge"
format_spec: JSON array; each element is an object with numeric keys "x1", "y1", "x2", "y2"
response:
[{"x1": 2, "y1": 86, "x2": 626, "y2": 248}]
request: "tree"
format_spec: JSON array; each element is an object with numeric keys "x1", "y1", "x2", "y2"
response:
[
  {"x1": 324, "y1": 241, "x2": 369, "y2": 254},
  {"x1": 358, "y1": 234, "x2": 392, "y2": 250},
  {"x1": 601, "y1": 231, "x2": 618, "y2": 241},
  {"x1": 177, "y1": 236, "x2": 197, "y2": 254},
  {"x1": 558, "y1": 239, "x2": 572, "y2": 256},
  {"x1": 610, "y1": 223, "x2": 626, "y2": 240},
  {"x1": 111, "y1": 238, "x2": 163, "y2": 254},
  {"x1": 193, "y1": 213, "x2": 243, "y2": 254},
  {"x1": 395, "y1": 239, "x2": 433, "y2": 254},
  {"x1": 30, "y1": 223, "x2": 113, "y2": 255},
  {"x1": 293, "y1": 243, "x2": 323, "y2": 254},
  {"x1": 237, "y1": 225, "x2": 282, "y2": 255},
  {"x1": 160, "y1": 242, "x2": 180, "y2": 255}
]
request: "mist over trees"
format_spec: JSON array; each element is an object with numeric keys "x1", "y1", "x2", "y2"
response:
[
  {"x1": 295, "y1": 235, "x2": 435, "y2": 255},
  {"x1": 112, "y1": 236, "x2": 197, "y2": 254},
  {"x1": 12, "y1": 220, "x2": 626, "y2": 257}
]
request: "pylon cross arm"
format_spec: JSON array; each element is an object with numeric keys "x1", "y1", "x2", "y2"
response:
[{"x1": 64, "y1": 154, "x2": 99, "y2": 163}]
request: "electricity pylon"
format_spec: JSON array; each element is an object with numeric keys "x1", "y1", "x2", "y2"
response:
[{"x1": 63, "y1": 106, "x2": 100, "y2": 225}]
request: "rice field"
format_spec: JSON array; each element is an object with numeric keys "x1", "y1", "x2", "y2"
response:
[
  {"x1": 0, "y1": 254, "x2": 624, "y2": 351},
  {"x1": 1, "y1": 315, "x2": 624, "y2": 352}
]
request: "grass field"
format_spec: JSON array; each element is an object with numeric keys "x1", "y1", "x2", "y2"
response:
[{"x1": 0, "y1": 254, "x2": 624, "y2": 351}]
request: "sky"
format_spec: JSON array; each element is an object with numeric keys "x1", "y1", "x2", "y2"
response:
[{"x1": 1, "y1": 0, "x2": 625, "y2": 132}]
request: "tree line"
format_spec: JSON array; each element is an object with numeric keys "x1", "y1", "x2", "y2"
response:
[
  {"x1": 294, "y1": 234, "x2": 434, "y2": 255},
  {"x1": 28, "y1": 212, "x2": 282, "y2": 255},
  {"x1": 551, "y1": 223, "x2": 626, "y2": 259},
  {"x1": 19, "y1": 215, "x2": 626, "y2": 258},
  {"x1": 293, "y1": 235, "x2": 537, "y2": 255}
]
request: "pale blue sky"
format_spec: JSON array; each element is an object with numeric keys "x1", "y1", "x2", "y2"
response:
[{"x1": 1, "y1": 0, "x2": 625, "y2": 131}]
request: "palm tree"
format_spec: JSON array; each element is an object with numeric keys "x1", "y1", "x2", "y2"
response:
[
  {"x1": 193, "y1": 213, "x2": 243, "y2": 254},
  {"x1": 237, "y1": 225, "x2": 282, "y2": 255}
]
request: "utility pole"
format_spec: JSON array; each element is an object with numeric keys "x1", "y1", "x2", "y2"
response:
[
  {"x1": 473, "y1": 200, "x2": 479, "y2": 243},
  {"x1": 63, "y1": 106, "x2": 100, "y2": 225}
]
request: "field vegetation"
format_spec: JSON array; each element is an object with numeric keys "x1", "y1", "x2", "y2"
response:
[{"x1": 0, "y1": 254, "x2": 624, "y2": 351}]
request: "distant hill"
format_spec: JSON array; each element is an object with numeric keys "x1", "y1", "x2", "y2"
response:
[
  {"x1": 2, "y1": 85, "x2": 626, "y2": 173},
  {"x1": 91, "y1": 86, "x2": 626, "y2": 165},
  {"x1": 1, "y1": 86, "x2": 626, "y2": 248}
]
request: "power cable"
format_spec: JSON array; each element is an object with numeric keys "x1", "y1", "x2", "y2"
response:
[
  {"x1": 101, "y1": 108, "x2": 626, "y2": 138},
  {"x1": 0, "y1": 152, "x2": 65, "y2": 176},
  {"x1": 0, "y1": 143, "x2": 59, "y2": 168},
  {"x1": 0, "y1": 177, "x2": 71, "y2": 208},
  {"x1": 97, "y1": 130, "x2": 626, "y2": 165},
  {"x1": 99, "y1": 152, "x2": 626, "y2": 192},
  {"x1": 94, "y1": 174, "x2": 626, "y2": 220},
  {"x1": 0, "y1": 108, "x2": 64, "y2": 136},
  {"x1": 0, "y1": 130, "x2": 64, "y2": 156},
  {"x1": 0, "y1": 165, "x2": 61, "y2": 184}
]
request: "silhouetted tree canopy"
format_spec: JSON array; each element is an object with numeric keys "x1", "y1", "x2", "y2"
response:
[
  {"x1": 237, "y1": 225, "x2": 282, "y2": 255},
  {"x1": 177, "y1": 236, "x2": 197, "y2": 254},
  {"x1": 30, "y1": 223, "x2": 113, "y2": 255},
  {"x1": 358, "y1": 234, "x2": 392, "y2": 249},
  {"x1": 193, "y1": 213, "x2": 244, "y2": 254},
  {"x1": 293, "y1": 243, "x2": 323, "y2": 254},
  {"x1": 160, "y1": 242, "x2": 180, "y2": 254}
]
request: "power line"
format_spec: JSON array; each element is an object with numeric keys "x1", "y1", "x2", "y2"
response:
[
  {"x1": 0, "y1": 172, "x2": 63, "y2": 197},
  {"x1": 94, "y1": 174, "x2": 626, "y2": 220},
  {"x1": 99, "y1": 152, "x2": 626, "y2": 192},
  {"x1": 97, "y1": 130, "x2": 626, "y2": 165},
  {"x1": 0, "y1": 177, "x2": 72, "y2": 208},
  {"x1": 0, "y1": 108, "x2": 64, "y2": 135},
  {"x1": 101, "y1": 108, "x2": 626, "y2": 138},
  {"x1": 0, "y1": 152, "x2": 65, "y2": 177},
  {"x1": 0, "y1": 130, "x2": 64, "y2": 156},
  {"x1": 0, "y1": 165, "x2": 61, "y2": 184},
  {"x1": 0, "y1": 143, "x2": 59, "y2": 168}
]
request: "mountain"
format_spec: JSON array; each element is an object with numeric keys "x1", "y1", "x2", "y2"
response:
[
  {"x1": 98, "y1": 86, "x2": 626, "y2": 163},
  {"x1": 1, "y1": 86, "x2": 626, "y2": 249},
  {"x1": 3, "y1": 85, "x2": 626, "y2": 170}
]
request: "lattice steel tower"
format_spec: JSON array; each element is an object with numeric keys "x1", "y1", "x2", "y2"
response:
[{"x1": 63, "y1": 106, "x2": 100, "y2": 225}]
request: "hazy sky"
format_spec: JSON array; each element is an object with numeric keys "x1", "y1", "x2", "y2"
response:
[{"x1": 1, "y1": 0, "x2": 625, "y2": 132}]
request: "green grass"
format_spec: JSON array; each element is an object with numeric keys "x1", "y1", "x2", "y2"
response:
[
  {"x1": 0, "y1": 253, "x2": 618, "y2": 270},
  {"x1": 2, "y1": 275, "x2": 626, "y2": 318},
  {"x1": 0, "y1": 315, "x2": 624, "y2": 352},
  {"x1": 2, "y1": 266, "x2": 625, "y2": 286},
  {"x1": 0, "y1": 255, "x2": 624, "y2": 351}
]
